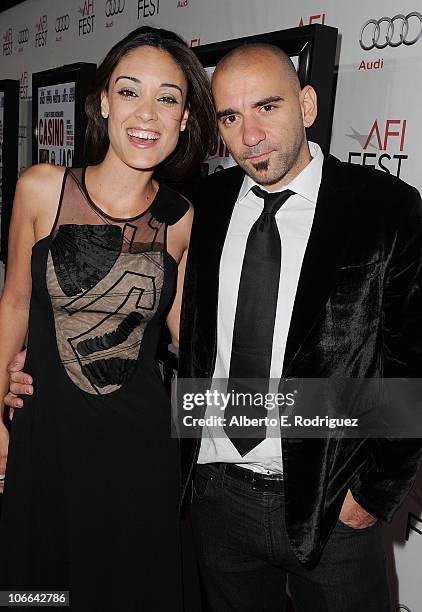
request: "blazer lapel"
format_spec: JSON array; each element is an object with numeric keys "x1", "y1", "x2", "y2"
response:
[
  {"x1": 282, "y1": 155, "x2": 362, "y2": 375},
  {"x1": 210, "y1": 166, "x2": 245, "y2": 262},
  {"x1": 195, "y1": 165, "x2": 245, "y2": 376},
  {"x1": 201, "y1": 165, "x2": 245, "y2": 304}
]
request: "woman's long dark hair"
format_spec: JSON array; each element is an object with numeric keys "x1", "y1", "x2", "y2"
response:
[{"x1": 85, "y1": 26, "x2": 217, "y2": 180}]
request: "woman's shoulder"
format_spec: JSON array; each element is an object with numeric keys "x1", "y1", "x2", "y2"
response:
[
  {"x1": 15, "y1": 164, "x2": 66, "y2": 222},
  {"x1": 18, "y1": 163, "x2": 65, "y2": 195},
  {"x1": 152, "y1": 182, "x2": 192, "y2": 225}
]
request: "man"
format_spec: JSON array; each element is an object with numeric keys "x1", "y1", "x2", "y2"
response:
[
  {"x1": 177, "y1": 44, "x2": 422, "y2": 611},
  {"x1": 5, "y1": 44, "x2": 422, "y2": 611}
]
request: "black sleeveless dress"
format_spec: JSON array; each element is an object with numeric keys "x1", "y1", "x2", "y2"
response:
[{"x1": 0, "y1": 168, "x2": 187, "y2": 611}]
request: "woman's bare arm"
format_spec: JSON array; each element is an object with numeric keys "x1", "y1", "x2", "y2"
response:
[
  {"x1": 0, "y1": 164, "x2": 63, "y2": 490},
  {"x1": 165, "y1": 203, "x2": 193, "y2": 348}
]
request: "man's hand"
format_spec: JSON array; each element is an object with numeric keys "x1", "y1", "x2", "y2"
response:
[
  {"x1": 4, "y1": 350, "x2": 32, "y2": 420},
  {"x1": 0, "y1": 426, "x2": 9, "y2": 494},
  {"x1": 339, "y1": 489, "x2": 378, "y2": 529}
]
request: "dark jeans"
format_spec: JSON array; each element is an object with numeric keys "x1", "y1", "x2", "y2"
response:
[{"x1": 190, "y1": 463, "x2": 390, "y2": 612}]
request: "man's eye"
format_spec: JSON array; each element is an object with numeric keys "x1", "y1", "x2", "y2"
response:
[
  {"x1": 262, "y1": 104, "x2": 274, "y2": 112},
  {"x1": 159, "y1": 96, "x2": 178, "y2": 105},
  {"x1": 118, "y1": 89, "x2": 137, "y2": 98},
  {"x1": 222, "y1": 115, "x2": 237, "y2": 126}
]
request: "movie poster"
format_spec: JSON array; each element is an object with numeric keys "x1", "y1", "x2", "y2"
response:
[{"x1": 37, "y1": 81, "x2": 75, "y2": 166}]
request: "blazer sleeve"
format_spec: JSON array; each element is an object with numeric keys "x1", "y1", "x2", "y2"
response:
[{"x1": 351, "y1": 184, "x2": 422, "y2": 522}]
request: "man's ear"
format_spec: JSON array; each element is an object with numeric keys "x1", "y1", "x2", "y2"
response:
[
  {"x1": 180, "y1": 107, "x2": 189, "y2": 132},
  {"x1": 300, "y1": 85, "x2": 317, "y2": 129},
  {"x1": 100, "y1": 90, "x2": 110, "y2": 119}
]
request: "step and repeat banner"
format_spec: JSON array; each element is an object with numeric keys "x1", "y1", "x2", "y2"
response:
[{"x1": 0, "y1": 1, "x2": 421, "y2": 609}]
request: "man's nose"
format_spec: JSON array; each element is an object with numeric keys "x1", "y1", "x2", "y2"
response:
[{"x1": 242, "y1": 117, "x2": 265, "y2": 147}]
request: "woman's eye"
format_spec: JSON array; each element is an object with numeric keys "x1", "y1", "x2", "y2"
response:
[
  {"x1": 118, "y1": 89, "x2": 137, "y2": 98},
  {"x1": 159, "y1": 96, "x2": 178, "y2": 105}
]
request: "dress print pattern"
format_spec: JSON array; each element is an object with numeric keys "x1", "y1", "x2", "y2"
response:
[{"x1": 45, "y1": 167, "x2": 167, "y2": 395}]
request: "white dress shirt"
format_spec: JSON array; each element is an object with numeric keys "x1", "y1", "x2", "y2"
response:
[{"x1": 198, "y1": 142, "x2": 324, "y2": 474}]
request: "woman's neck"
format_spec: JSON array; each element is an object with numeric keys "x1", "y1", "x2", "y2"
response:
[{"x1": 86, "y1": 149, "x2": 157, "y2": 218}]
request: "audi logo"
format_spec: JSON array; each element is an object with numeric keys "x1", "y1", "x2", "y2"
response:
[
  {"x1": 360, "y1": 12, "x2": 422, "y2": 50},
  {"x1": 105, "y1": 0, "x2": 125, "y2": 17},
  {"x1": 55, "y1": 14, "x2": 70, "y2": 33},
  {"x1": 18, "y1": 28, "x2": 29, "y2": 44}
]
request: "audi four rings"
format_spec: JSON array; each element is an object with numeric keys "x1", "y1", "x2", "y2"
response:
[
  {"x1": 18, "y1": 28, "x2": 29, "y2": 44},
  {"x1": 105, "y1": 0, "x2": 126, "y2": 17},
  {"x1": 360, "y1": 12, "x2": 422, "y2": 50},
  {"x1": 55, "y1": 15, "x2": 70, "y2": 33}
]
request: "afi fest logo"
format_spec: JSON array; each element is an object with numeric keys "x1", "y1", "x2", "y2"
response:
[
  {"x1": 18, "y1": 27, "x2": 29, "y2": 51},
  {"x1": 347, "y1": 119, "x2": 408, "y2": 178},
  {"x1": 298, "y1": 13, "x2": 325, "y2": 27},
  {"x1": 2, "y1": 28, "x2": 13, "y2": 56},
  {"x1": 79, "y1": 0, "x2": 95, "y2": 37},
  {"x1": 20, "y1": 71, "x2": 29, "y2": 100},
  {"x1": 55, "y1": 15, "x2": 70, "y2": 42},
  {"x1": 35, "y1": 15, "x2": 47, "y2": 47},
  {"x1": 104, "y1": 0, "x2": 125, "y2": 28},
  {"x1": 138, "y1": 0, "x2": 160, "y2": 20},
  {"x1": 360, "y1": 12, "x2": 422, "y2": 51}
]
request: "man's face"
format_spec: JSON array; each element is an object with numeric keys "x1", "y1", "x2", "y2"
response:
[{"x1": 212, "y1": 51, "x2": 316, "y2": 190}]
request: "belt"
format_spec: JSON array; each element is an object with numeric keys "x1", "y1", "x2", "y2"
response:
[{"x1": 224, "y1": 463, "x2": 284, "y2": 493}]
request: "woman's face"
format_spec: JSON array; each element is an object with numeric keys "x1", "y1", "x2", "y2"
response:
[{"x1": 101, "y1": 45, "x2": 189, "y2": 171}]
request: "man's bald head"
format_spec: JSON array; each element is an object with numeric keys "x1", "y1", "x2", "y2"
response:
[{"x1": 213, "y1": 43, "x2": 301, "y2": 94}]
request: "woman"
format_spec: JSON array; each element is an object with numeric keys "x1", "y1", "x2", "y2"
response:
[{"x1": 0, "y1": 26, "x2": 215, "y2": 610}]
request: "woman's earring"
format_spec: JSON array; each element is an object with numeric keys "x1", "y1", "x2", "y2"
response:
[{"x1": 101, "y1": 109, "x2": 109, "y2": 119}]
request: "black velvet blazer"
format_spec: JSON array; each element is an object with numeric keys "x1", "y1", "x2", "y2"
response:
[{"x1": 178, "y1": 153, "x2": 422, "y2": 568}]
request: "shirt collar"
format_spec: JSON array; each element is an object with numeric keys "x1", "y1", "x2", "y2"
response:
[{"x1": 238, "y1": 141, "x2": 323, "y2": 206}]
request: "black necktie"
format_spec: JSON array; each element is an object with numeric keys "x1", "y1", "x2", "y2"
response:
[{"x1": 224, "y1": 186, "x2": 295, "y2": 456}]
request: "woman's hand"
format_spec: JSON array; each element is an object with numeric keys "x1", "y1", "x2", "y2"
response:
[
  {"x1": 0, "y1": 425, "x2": 9, "y2": 494},
  {"x1": 4, "y1": 350, "x2": 31, "y2": 420}
]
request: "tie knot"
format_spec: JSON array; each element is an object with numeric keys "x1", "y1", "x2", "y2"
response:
[{"x1": 251, "y1": 185, "x2": 295, "y2": 215}]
